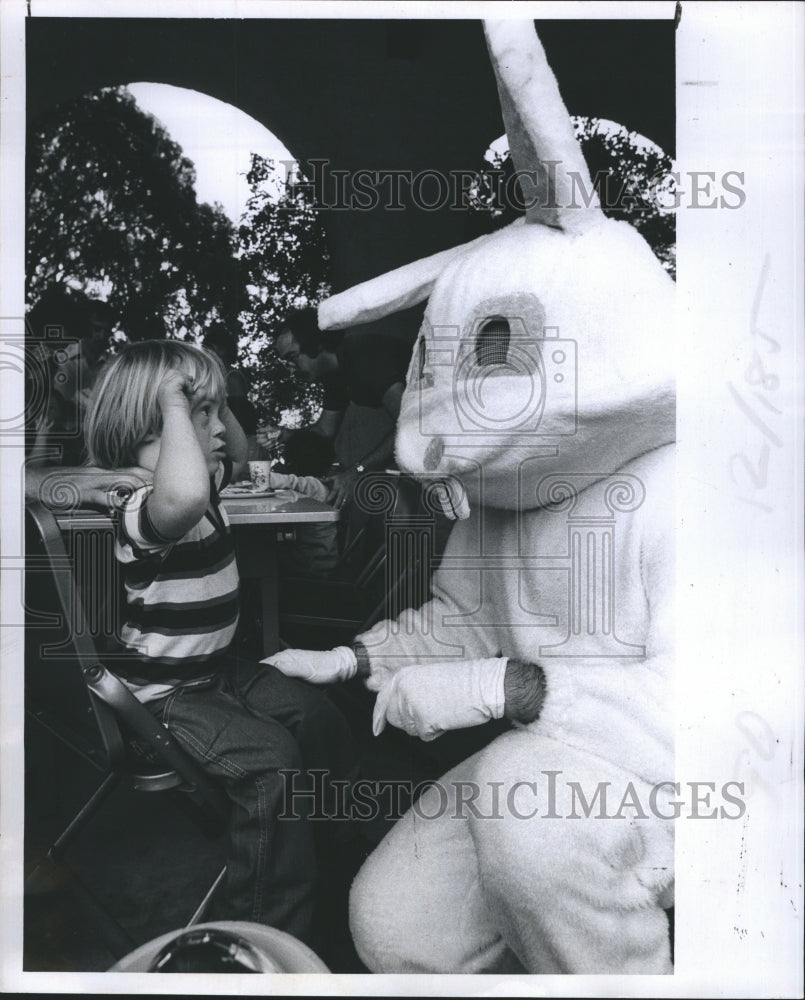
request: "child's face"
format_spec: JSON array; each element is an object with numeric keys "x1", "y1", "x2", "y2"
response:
[{"x1": 188, "y1": 391, "x2": 228, "y2": 474}]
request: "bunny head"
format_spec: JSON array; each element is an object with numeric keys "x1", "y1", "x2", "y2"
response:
[{"x1": 319, "y1": 21, "x2": 675, "y2": 515}]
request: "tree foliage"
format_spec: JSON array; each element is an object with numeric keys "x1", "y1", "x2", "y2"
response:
[
  {"x1": 236, "y1": 153, "x2": 332, "y2": 428},
  {"x1": 468, "y1": 116, "x2": 676, "y2": 279},
  {"x1": 28, "y1": 92, "x2": 673, "y2": 437},
  {"x1": 26, "y1": 92, "x2": 330, "y2": 430},
  {"x1": 26, "y1": 87, "x2": 243, "y2": 343}
]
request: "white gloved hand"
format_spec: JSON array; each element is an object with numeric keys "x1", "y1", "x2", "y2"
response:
[
  {"x1": 261, "y1": 646, "x2": 357, "y2": 684},
  {"x1": 372, "y1": 658, "x2": 508, "y2": 741}
]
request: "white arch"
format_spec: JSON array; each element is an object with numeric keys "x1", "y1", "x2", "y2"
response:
[{"x1": 126, "y1": 82, "x2": 296, "y2": 224}]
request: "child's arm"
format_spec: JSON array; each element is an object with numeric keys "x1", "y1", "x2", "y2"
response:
[
  {"x1": 147, "y1": 371, "x2": 211, "y2": 539},
  {"x1": 269, "y1": 471, "x2": 328, "y2": 502},
  {"x1": 25, "y1": 464, "x2": 151, "y2": 509},
  {"x1": 221, "y1": 403, "x2": 249, "y2": 482}
]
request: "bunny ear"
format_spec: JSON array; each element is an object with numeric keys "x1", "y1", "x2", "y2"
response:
[
  {"x1": 317, "y1": 245, "x2": 451, "y2": 331},
  {"x1": 319, "y1": 20, "x2": 601, "y2": 330},
  {"x1": 495, "y1": 76, "x2": 555, "y2": 227},
  {"x1": 318, "y1": 219, "x2": 524, "y2": 330},
  {"x1": 484, "y1": 19, "x2": 604, "y2": 233}
]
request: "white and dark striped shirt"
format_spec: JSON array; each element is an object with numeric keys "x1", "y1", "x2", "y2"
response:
[{"x1": 114, "y1": 462, "x2": 239, "y2": 702}]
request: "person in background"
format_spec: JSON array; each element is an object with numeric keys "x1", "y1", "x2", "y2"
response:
[
  {"x1": 274, "y1": 308, "x2": 411, "y2": 508},
  {"x1": 26, "y1": 370, "x2": 74, "y2": 467},
  {"x1": 267, "y1": 429, "x2": 340, "y2": 577},
  {"x1": 280, "y1": 427, "x2": 336, "y2": 479},
  {"x1": 25, "y1": 288, "x2": 115, "y2": 466},
  {"x1": 203, "y1": 323, "x2": 261, "y2": 457}
]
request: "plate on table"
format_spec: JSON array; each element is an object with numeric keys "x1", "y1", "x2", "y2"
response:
[{"x1": 220, "y1": 482, "x2": 278, "y2": 499}]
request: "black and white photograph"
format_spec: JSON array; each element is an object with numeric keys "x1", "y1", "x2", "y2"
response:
[{"x1": 0, "y1": 1, "x2": 802, "y2": 995}]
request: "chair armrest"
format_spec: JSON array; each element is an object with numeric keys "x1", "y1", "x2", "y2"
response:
[{"x1": 82, "y1": 663, "x2": 229, "y2": 821}]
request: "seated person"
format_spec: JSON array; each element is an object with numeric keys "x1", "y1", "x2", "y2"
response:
[
  {"x1": 25, "y1": 369, "x2": 77, "y2": 467},
  {"x1": 280, "y1": 427, "x2": 335, "y2": 479},
  {"x1": 203, "y1": 322, "x2": 260, "y2": 453},
  {"x1": 80, "y1": 338, "x2": 358, "y2": 946},
  {"x1": 265, "y1": 429, "x2": 340, "y2": 577},
  {"x1": 274, "y1": 308, "x2": 411, "y2": 507},
  {"x1": 25, "y1": 288, "x2": 114, "y2": 466}
]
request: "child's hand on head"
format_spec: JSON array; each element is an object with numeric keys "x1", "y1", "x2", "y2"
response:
[{"x1": 156, "y1": 369, "x2": 193, "y2": 413}]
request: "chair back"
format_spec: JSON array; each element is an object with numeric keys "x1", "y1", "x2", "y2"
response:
[
  {"x1": 352, "y1": 473, "x2": 438, "y2": 628},
  {"x1": 25, "y1": 499, "x2": 126, "y2": 767},
  {"x1": 25, "y1": 499, "x2": 229, "y2": 820},
  {"x1": 277, "y1": 472, "x2": 453, "y2": 647}
]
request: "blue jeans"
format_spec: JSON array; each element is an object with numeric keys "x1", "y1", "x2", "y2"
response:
[{"x1": 149, "y1": 652, "x2": 358, "y2": 944}]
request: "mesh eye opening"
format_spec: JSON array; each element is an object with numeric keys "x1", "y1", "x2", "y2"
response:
[
  {"x1": 475, "y1": 316, "x2": 511, "y2": 367},
  {"x1": 418, "y1": 335, "x2": 427, "y2": 381},
  {"x1": 410, "y1": 333, "x2": 434, "y2": 388}
]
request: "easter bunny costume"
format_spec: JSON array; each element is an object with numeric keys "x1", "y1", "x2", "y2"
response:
[{"x1": 270, "y1": 20, "x2": 676, "y2": 974}]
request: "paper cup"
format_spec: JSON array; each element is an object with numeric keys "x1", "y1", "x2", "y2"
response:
[{"x1": 248, "y1": 460, "x2": 272, "y2": 491}]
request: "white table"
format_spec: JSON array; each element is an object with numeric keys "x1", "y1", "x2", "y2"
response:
[{"x1": 222, "y1": 491, "x2": 340, "y2": 654}]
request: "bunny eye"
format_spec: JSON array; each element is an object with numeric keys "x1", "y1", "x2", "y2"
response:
[{"x1": 475, "y1": 317, "x2": 510, "y2": 367}]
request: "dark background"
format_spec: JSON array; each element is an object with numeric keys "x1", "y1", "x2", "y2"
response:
[{"x1": 27, "y1": 16, "x2": 675, "y2": 339}]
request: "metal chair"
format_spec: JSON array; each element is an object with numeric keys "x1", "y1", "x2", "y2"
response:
[
  {"x1": 24, "y1": 498, "x2": 230, "y2": 958},
  {"x1": 277, "y1": 471, "x2": 449, "y2": 646}
]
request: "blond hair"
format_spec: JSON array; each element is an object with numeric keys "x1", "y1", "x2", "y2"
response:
[{"x1": 85, "y1": 340, "x2": 227, "y2": 468}]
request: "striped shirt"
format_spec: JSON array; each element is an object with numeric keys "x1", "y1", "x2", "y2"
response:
[{"x1": 114, "y1": 462, "x2": 240, "y2": 702}]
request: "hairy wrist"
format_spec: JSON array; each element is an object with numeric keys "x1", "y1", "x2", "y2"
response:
[
  {"x1": 351, "y1": 641, "x2": 372, "y2": 679},
  {"x1": 503, "y1": 658, "x2": 546, "y2": 724}
]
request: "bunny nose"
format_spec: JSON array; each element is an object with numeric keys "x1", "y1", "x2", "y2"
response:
[{"x1": 423, "y1": 435, "x2": 444, "y2": 471}]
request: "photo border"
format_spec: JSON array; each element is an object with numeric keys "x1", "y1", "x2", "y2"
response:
[{"x1": 2, "y1": 2, "x2": 802, "y2": 996}]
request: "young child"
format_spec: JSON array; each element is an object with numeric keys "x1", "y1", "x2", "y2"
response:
[
  {"x1": 83, "y1": 340, "x2": 358, "y2": 946},
  {"x1": 259, "y1": 427, "x2": 340, "y2": 576}
]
